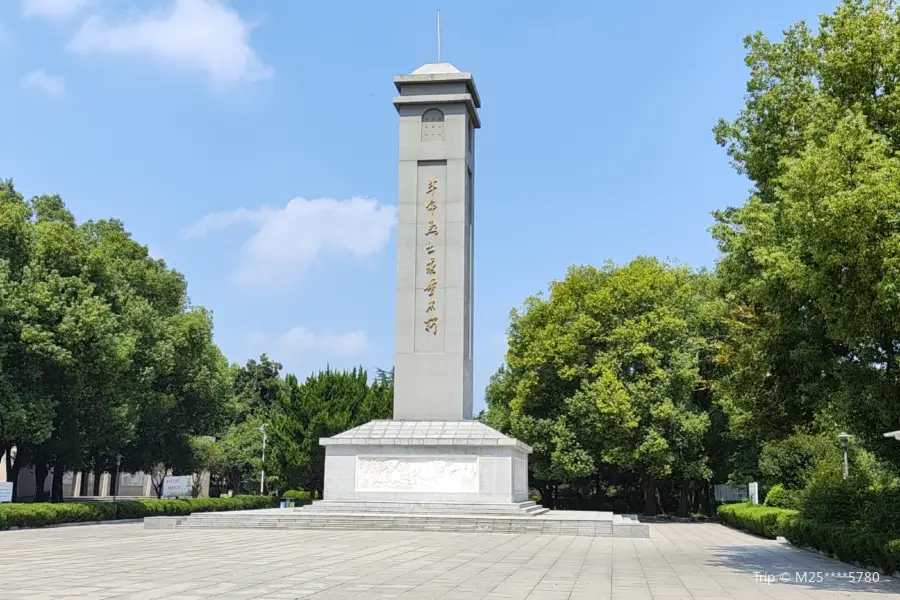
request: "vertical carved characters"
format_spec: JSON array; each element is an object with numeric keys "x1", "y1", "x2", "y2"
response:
[{"x1": 424, "y1": 177, "x2": 439, "y2": 335}]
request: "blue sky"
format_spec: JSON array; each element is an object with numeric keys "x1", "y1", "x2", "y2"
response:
[{"x1": 0, "y1": 0, "x2": 834, "y2": 412}]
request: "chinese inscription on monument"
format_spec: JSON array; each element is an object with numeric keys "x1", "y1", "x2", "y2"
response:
[{"x1": 424, "y1": 177, "x2": 439, "y2": 335}]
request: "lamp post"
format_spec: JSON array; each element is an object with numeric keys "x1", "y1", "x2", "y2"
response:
[
  {"x1": 838, "y1": 432, "x2": 851, "y2": 480},
  {"x1": 112, "y1": 454, "x2": 122, "y2": 502},
  {"x1": 112, "y1": 454, "x2": 122, "y2": 519},
  {"x1": 258, "y1": 424, "x2": 268, "y2": 495}
]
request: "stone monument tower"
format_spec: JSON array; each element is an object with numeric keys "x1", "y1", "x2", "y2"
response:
[
  {"x1": 392, "y1": 62, "x2": 478, "y2": 422},
  {"x1": 316, "y1": 60, "x2": 533, "y2": 510}
]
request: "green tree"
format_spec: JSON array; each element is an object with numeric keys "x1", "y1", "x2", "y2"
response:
[
  {"x1": 272, "y1": 367, "x2": 391, "y2": 495},
  {"x1": 486, "y1": 258, "x2": 718, "y2": 515},
  {"x1": 0, "y1": 180, "x2": 230, "y2": 500},
  {"x1": 230, "y1": 354, "x2": 284, "y2": 423},
  {"x1": 713, "y1": 0, "x2": 900, "y2": 467}
]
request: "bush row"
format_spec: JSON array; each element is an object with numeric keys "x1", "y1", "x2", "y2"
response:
[
  {"x1": 0, "y1": 495, "x2": 277, "y2": 530},
  {"x1": 763, "y1": 484, "x2": 805, "y2": 510},
  {"x1": 718, "y1": 503, "x2": 798, "y2": 538},
  {"x1": 718, "y1": 503, "x2": 900, "y2": 574}
]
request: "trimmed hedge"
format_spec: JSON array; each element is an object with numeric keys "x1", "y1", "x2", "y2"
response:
[
  {"x1": 0, "y1": 495, "x2": 277, "y2": 531},
  {"x1": 718, "y1": 503, "x2": 798, "y2": 539},
  {"x1": 718, "y1": 502, "x2": 900, "y2": 574}
]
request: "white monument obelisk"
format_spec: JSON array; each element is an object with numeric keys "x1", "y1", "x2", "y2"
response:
[
  {"x1": 391, "y1": 58, "x2": 478, "y2": 422},
  {"x1": 317, "y1": 42, "x2": 533, "y2": 510}
]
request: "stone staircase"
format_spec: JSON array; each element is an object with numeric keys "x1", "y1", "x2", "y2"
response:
[
  {"x1": 144, "y1": 505, "x2": 650, "y2": 538},
  {"x1": 296, "y1": 500, "x2": 550, "y2": 517}
]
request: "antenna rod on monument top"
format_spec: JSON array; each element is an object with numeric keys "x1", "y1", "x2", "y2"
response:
[{"x1": 437, "y1": 9, "x2": 442, "y2": 63}]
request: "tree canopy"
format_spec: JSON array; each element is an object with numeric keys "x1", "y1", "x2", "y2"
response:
[
  {"x1": 486, "y1": 258, "x2": 722, "y2": 514},
  {"x1": 713, "y1": 0, "x2": 900, "y2": 468},
  {"x1": 0, "y1": 180, "x2": 230, "y2": 500}
]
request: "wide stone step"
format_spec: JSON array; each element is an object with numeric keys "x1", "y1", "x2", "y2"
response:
[
  {"x1": 176, "y1": 515, "x2": 615, "y2": 536},
  {"x1": 143, "y1": 509, "x2": 650, "y2": 538},
  {"x1": 297, "y1": 500, "x2": 548, "y2": 516}
]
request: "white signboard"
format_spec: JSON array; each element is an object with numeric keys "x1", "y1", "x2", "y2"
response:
[
  {"x1": 749, "y1": 482, "x2": 759, "y2": 505},
  {"x1": 714, "y1": 483, "x2": 749, "y2": 503},
  {"x1": 162, "y1": 475, "x2": 192, "y2": 497},
  {"x1": 0, "y1": 482, "x2": 13, "y2": 503}
]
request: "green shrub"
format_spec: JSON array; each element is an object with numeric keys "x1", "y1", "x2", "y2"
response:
[
  {"x1": 718, "y1": 503, "x2": 798, "y2": 539},
  {"x1": 780, "y1": 518, "x2": 900, "y2": 574},
  {"x1": 613, "y1": 500, "x2": 631, "y2": 514},
  {"x1": 759, "y1": 433, "x2": 835, "y2": 490},
  {"x1": 282, "y1": 490, "x2": 312, "y2": 501},
  {"x1": 764, "y1": 484, "x2": 805, "y2": 510},
  {"x1": 718, "y1": 502, "x2": 900, "y2": 574},
  {"x1": 801, "y1": 463, "x2": 870, "y2": 525},
  {"x1": 0, "y1": 495, "x2": 277, "y2": 531},
  {"x1": 859, "y1": 488, "x2": 900, "y2": 537}
]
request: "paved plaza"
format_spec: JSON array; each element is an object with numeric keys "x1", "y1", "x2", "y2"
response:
[{"x1": 1, "y1": 522, "x2": 899, "y2": 599}]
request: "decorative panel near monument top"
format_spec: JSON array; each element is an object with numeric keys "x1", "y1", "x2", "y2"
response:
[
  {"x1": 356, "y1": 456, "x2": 478, "y2": 493},
  {"x1": 416, "y1": 164, "x2": 447, "y2": 353}
]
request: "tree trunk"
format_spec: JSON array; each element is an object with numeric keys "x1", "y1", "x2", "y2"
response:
[
  {"x1": 7, "y1": 444, "x2": 28, "y2": 502},
  {"x1": 642, "y1": 474, "x2": 657, "y2": 516},
  {"x1": 8, "y1": 460, "x2": 21, "y2": 502},
  {"x1": 34, "y1": 462, "x2": 48, "y2": 503},
  {"x1": 539, "y1": 485, "x2": 554, "y2": 509},
  {"x1": 676, "y1": 479, "x2": 690, "y2": 517},
  {"x1": 79, "y1": 471, "x2": 89, "y2": 496},
  {"x1": 655, "y1": 485, "x2": 667, "y2": 516},
  {"x1": 92, "y1": 471, "x2": 102, "y2": 496},
  {"x1": 51, "y1": 465, "x2": 64, "y2": 503}
]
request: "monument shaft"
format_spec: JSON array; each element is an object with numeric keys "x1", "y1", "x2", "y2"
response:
[{"x1": 392, "y1": 65, "x2": 480, "y2": 421}]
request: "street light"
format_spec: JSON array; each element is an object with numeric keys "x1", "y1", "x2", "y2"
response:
[
  {"x1": 112, "y1": 454, "x2": 122, "y2": 519},
  {"x1": 838, "y1": 432, "x2": 852, "y2": 480},
  {"x1": 258, "y1": 424, "x2": 268, "y2": 495}
]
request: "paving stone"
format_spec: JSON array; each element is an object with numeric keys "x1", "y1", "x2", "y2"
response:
[{"x1": 1, "y1": 523, "x2": 899, "y2": 598}]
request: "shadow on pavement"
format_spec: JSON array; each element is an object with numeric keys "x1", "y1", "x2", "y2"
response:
[{"x1": 706, "y1": 540, "x2": 900, "y2": 595}]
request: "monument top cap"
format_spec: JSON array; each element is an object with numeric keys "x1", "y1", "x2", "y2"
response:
[
  {"x1": 393, "y1": 63, "x2": 481, "y2": 115},
  {"x1": 411, "y1": 62, "x2": 461, "y2": 75}
]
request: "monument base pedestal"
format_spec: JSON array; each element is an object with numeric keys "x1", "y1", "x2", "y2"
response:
[
  {"x1": 143, "y1": 420, "x2": 650, "y2": 537},
  {"x1": 319, "y1": 420, "x2": 531, "y2": 505}
]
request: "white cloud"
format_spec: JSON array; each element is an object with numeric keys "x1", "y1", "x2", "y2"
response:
[
  {"x1": 23, "y1": 68, "x2": 66, "y2": 96},
  {"x1": 22, "y1": 0, "x2": 89, "y2": 20},
  {"x1": 186, "y1": 196, "x2": 397, "y2": 286},
  {"x1": 184, "y1": 206, "x2": 273, "y2": 238},
  {"x1": 248, "y1": 327, "x2": 368, "y2": 358},
  {"x1": 68, "y1": 0, "x2": 271, "y2": 83}
]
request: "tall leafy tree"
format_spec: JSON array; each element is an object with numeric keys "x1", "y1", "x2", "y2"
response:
[
  {"x1": 487, "y1": 258, "x2": 719, "y2": 515},
  {"x1": 0, "y1": 180, "x2": 230, "y2": 500},
  {"x1": 231, "y1": 354, "x2": 284, "y2": 422},
  {"x1": 713, "y1": 0, "x2": 900, "y2": 467},
  {"x1": 272, "y1": 367, "x2": 392, "y2": 495}
]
